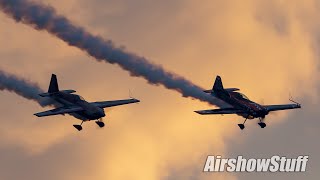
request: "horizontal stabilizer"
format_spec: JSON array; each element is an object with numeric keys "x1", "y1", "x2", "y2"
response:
[
  {"x1": 203, "y1": 90, "x2": 213, "y2": 93},
  {"x1": 60, "y1": 89, "x2": 76, "y2": 94},
  {"x1": 38, "y1": 89, "x2": 76, "y2": 97},
  {"x1": 204, "y1": 88, "x2": 239, "y2": 93},
  {"x1": 225, "y1": 88, "x2": 240, "y2": 92},
  {"x1": 39, "y1": 92, "x2": 55, "y2": 97}
]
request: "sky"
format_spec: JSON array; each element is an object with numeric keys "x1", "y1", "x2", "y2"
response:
[{"x1": 0, "y1": 0, "x2": 319, "y2": 179}]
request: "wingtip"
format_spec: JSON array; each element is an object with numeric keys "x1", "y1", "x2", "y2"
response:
[
  {"x1": 33, "y1": 113, "x2": 40, "y2": 117},
  {"x1": 132, "y1": 98, "x2": 140, "y2": 103}
]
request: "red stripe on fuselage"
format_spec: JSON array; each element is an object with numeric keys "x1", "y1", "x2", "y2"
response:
[{"x1": 229, "y1": 92, "x2": 264, "y2": 112}]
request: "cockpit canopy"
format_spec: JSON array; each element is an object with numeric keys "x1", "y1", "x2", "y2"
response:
[
  {"x1": 71, "y1": 94, "x2": 86, "y2": 101},
  {"x1": 78, "y1": 95, "x2": 86, "y2": 101},
  {"x1": 235, "y1": 92, "x2": 250, "y2": 100}
]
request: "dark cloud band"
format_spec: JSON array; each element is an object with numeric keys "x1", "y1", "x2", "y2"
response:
[{"x1": 0, "y1": 0, "x2": 225, "y2": 107}]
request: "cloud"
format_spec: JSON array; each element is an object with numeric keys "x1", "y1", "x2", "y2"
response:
[
  {"x1": 0, "y1": 0, "x2": 318, "y2": 180},
  {"x1": 0, "y1": 0, "x2": 227, "y2": 107}
]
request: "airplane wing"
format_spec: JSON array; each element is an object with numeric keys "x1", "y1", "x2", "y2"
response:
[
  {"x1": 34, "y1": 106, "x2": 84, "y2": 117},
  {"x1": 195, "y1": 108, "x2": 246, "y2": 115},
  {"x1": 92, "y1": 98, "x2": 140, "y2": 108},
  {"x1": 264, "y1": 104, "x2": 301, "y2": 112}
]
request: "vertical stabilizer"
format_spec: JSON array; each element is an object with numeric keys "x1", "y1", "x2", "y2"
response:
[
  {"x1": 212, "y1": 75, "x2": 224, "y2": 91},
  {"x1": 48, "y1": 74, "x2": 59, "y2": 93}
]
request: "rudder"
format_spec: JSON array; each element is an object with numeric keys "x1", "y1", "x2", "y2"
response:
[
  {"x1": 212, "y1": 75, "x2": 224, "y2": 91},
  {"x1": 48, "y1": 74, "x2": 59, "y2": 93}
]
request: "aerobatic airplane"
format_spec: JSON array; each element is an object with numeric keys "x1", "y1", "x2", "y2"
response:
[
  {"x1": 34, "y1": 74, "x2": 140, "y2": 131},
  {"x1": 195, "y1": 76, "x2": 301, "y2": 130}
]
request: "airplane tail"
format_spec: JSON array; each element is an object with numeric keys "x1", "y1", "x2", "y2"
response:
[
  {"x1": 203, "y1": 75, "x2": 224, "y2": 93},
  {"x1": 48, "y1": 74, "x2": 59, "y2": 93},
  {"x1": 204, "y1": 76, "x2": 240, "y2": 93},
  {"x1": 212, "y1": 76, "x2": 224, "y2": 91},
  {"x1": 39, "y1": 74, "x2": 76, "y2": 97}
]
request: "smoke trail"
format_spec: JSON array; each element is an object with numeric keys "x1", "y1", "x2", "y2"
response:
[
  {"x1": 0, "y1": 69, "x2": 88, "y2": 120},
  {"x1": 0, "y1": 70, "x2": 53, "y2": 106},
  {"x1": 0, "y1": 0, "x2": 226, "y2": 107}
]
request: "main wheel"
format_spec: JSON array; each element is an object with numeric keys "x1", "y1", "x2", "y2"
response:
[
  {"x1": 258, "y1": 122, "x2": 266, "y2": 128},
  {"x1": 238, "y1": 124, "x2": 245, "y2": 130},
  {"x1": 73, "y1": 125, "x2": 83, "y2": 131},
  {"x1": 96, "y1": 121, "x2": 105, "y2": 128}
]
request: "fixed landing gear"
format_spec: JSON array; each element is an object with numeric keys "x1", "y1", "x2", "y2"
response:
[
  {"x1": 73, "y1": 121, "x2": 84, "y2": 131},
  {"x1": 72, "y1": 118, "x2": 106, "y2": 131},
  {"x1": 258, "y1": 117, "x2": 266, "y2": 128},
  {"x1": 238, "y1": 117, "x2": 248, "y2": 130},
  {"x1": 238, "y1": 124, "x2": 245, "y2": 130},
  {"x1": 237, "y1": 117, "x2": 267, "y2": 130},
  {"x1": 258, "y1": 123, "x2": 266, "y2": 128},
  {"x1": 95, "y1": 118, "x2": 105, "y2": 128},
  {"x1": 258, "y1": 118, "x2": 267, "y2": 128}
]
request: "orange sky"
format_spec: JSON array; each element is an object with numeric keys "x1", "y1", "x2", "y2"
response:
[{"x1": 0, "y1": 0, "x2": 319, "y2": 179}]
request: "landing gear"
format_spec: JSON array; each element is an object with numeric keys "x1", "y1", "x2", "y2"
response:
[
  {"x1": 95, "y1": 118, "x2": 105, "y2": 128},
  {"x1": 258, "y1": 118, "x2": 266, "y2": 128},
  {"x1": 238, "y1": 117, "x2": 248, "y2": 130},
  {"x1": 73, "y1": 121, "x2": 84, "y2": 131},
  {"x1": 258, "y1": 123, "x2": 266, "y2": 128},
  {"x1": 238, "y1": 124, "x2": 245, "y2": 130}
]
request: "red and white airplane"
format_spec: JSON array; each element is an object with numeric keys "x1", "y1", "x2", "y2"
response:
[{"x1": 195, "y1": 76, "x2": 301, "y2": 130}]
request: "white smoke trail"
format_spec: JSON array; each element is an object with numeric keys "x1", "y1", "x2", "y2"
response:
[
  {"x1": 0, "y1": 0, "x2": 226, "y2": 107},
  {"x1": 0, "y1": 69, "x2": 53, "y2": 106}
]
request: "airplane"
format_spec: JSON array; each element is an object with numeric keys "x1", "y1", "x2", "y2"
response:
[
  {"x1": 34, "y1": 74, "x2": 140, "y2": 131},
  {"x1": 195, "y1": 76, "x2": 301, "y2": 130}
]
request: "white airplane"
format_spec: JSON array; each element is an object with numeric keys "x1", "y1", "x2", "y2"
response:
[{"x1": 34, "y1": 74, "x2": 140, "y2": 131}]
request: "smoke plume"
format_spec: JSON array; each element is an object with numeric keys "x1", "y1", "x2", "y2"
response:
[
  {"x1": 0, "y1": 0, "x2": 226, "y2": 107},
  {"x1": 0, "y1": 69, "x2": 53, "y2": 106}
]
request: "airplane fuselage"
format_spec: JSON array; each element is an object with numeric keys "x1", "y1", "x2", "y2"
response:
[
  {"x1": 51, "y1": 92, "x2": 105, "y2": 120},
  {"x1": 213, "y1": 90, "x2": 268, "y2": 119}
]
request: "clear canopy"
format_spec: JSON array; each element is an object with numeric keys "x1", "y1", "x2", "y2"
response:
[
  {"x1": 238, "y1": 93, "x2": 249, "y2": 100},
  {"x1": 78, "y1": 95, "x2": 86, "y2": 101}
]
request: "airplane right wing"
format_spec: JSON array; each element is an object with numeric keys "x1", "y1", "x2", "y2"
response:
[
  {"x1": 195, "y1": 108, "x2": 246, "y2": 115},
  {"x1": 92, "y1": 98, "x2": 140, "y2": 108},
  {"x1": 263, "y1": 104, "x2": 301, "y2": 112},
  {"x1": 34, "y1": 106, "x2": 84, "y2": 117}
]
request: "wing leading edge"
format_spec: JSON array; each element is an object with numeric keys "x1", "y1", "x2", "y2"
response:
[
  {"x1": 34, "y1": 106, "x2": 84, "y2": 117},
  {"x1": 263, "y1": 103, "x2": 301, "y2": 112},
  {"x1": 195, "y1": 108, "x2": 246, "y2": 115},
  {"x1": 93, "y1": 98, "x2": 140, "y2": 108},
  {"x1": 34, "y1": 98, "x2": 139, "y2": 117}
]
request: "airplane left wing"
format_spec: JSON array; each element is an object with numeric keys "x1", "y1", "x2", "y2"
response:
[
  {"x1": 34, "y1": 106, "x2": 84, "y2": 117},
  {"x1": 195, "y1": 108, "x2": 246, "y2": 115},
  {"x1": 93, "y1": 98, "x2": 140, "y2": 108},
  {"x1": 264, "y1": 104, "x2": 301, "y2": 112}
]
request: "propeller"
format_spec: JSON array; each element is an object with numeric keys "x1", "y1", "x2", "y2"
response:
[
  {"x1": 289, "y1": 93, "x2": 301, "y2": 106},
  {"x1": 128, "y1": 89, "x2": 140, "y2": 104}
]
